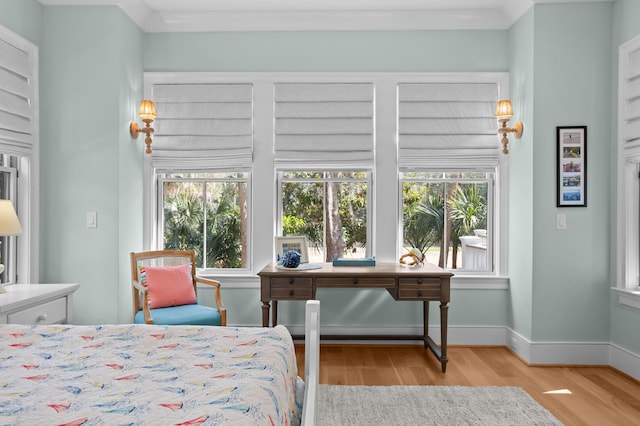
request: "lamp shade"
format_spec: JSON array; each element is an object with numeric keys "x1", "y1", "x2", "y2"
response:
[
  {"x1": 0, "y1": 200, "x2": 22, "y2": 236},
  {"x1": 138, "y1": 100, "x2": 157, "y2": 121},
  {"x1": 495, "y1": 99, "x2": 514, "y2": 119}
]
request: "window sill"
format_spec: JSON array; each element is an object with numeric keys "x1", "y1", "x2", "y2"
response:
[
  {"x1": 614, "y1": 287, "x2": 640, "y2": 309},
  {"x1": 451, "y1": 275, "x2": 509, "y2": 290}
]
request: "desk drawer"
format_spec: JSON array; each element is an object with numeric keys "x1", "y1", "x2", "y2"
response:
[
  {"x1": 271, "y1": 277, "x2": 313, "y2": 300},
  {"x1": 397, "y1": 278, "x2": 441, "y2": 300},
  {"x1": 317, "y1": 277, "x2": 395, "y2": 288},
  {"x1": 8, "y1": 297, "x2": 67, "y2": 324}
]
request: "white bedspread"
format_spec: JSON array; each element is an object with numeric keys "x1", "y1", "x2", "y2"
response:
[{"x1": 0, "y1": 323, "x2": 302, "y2": 425}]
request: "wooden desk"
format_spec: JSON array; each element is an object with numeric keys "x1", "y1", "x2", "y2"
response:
[{"x1": 258, "y1": 262, "x2": 453, "y2": 372}]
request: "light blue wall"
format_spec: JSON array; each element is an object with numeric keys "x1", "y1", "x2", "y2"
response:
[
  {"x1": 530, "y1": 3, "x2": 612, "y2": 342},
  {"x1": 144, "y1": 31, "x2": 507, "y2": 72},
  {"x1": 40, "y1": 6, "x2": 144, "y2": 324},
  {"x1": 611, "y1": 0, "x2": 640, "y2": 355},
  {"x1": 0, "y1": 0, "x2": 42, "y2": 46},
  {"x1": 144, "y1": 29, "x2": 512, "y2": 328},
  {"x1": 507, "y1": 9, "x2": 535, "y2": 339}
]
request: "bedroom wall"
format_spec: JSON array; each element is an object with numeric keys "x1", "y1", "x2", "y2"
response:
[
  {"x1": 529, "y1": 3, "x2": 612, "y2": 343},
  {"x1": 39, "y1": 6, "x2": 144, "y2": 324},
  {"x1": 143, "y1": 30, "x2": 513, "y2": 329},
  {"x1": 610, "y1": 0, "x2": 640, "y2": 357},
  {"x1": 0, "y1": 0, "x2": 43, "y2": 46},
  {"x1": 506, "y1": 9, "x2": 535, "y2": 340}
]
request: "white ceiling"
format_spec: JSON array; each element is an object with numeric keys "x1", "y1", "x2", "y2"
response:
[{"x1": 36, "y1": 0, "x2": 604, "y2": 32}]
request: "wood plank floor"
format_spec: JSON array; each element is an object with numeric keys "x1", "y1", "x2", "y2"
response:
[{"x1": 295, "y1": 344, "x2": 640, "y2": 425}]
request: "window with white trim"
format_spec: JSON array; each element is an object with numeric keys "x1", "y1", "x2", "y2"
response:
[
  {"x1": 149, "y1": 83, "x2": 253, "y2": 272},
  {"x1": 0, "y1": 24, "x2": 38, "y2": 284},
  {"x1": 398, "y1": 81, "x2": 505, "y2": 275},
  {"x1": 617, "y1": 34, "x2": 640, "y2": 307},
  {"x1": 274, "y1": 82, "x2": 374, "y2": 262}
]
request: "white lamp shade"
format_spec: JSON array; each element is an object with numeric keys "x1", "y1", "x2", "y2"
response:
[{"x1": 0, "y1": 200, "x2": 22, "y2": 236}]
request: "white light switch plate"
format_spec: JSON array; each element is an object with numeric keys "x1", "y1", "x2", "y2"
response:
[
  {"x1": 556, "y1": 213, "x2": 566, "y2": 230},
  {"x1": 86, "y1": 211, "x2": 97, "y2": 228}
]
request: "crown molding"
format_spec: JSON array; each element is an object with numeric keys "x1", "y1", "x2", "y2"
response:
[{"x1": 36, "y1": 0, "x2": 613, "y2": 33}]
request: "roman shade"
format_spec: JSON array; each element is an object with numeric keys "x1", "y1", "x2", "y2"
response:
[
  {"x1": 150, "y1": 83, "x2": 253, "y2": 170},
  {"x1": 622, "y1": 44, "x2": 640, "y2": 149},
  {"x1": 0, "y1": 37, "x2": 36, "y2": 156},
  {"x1": 274, "y1": 83, "x2": 374, "y2": 167},
  {"x1": 398, "y1": 82, "x2": 500, "y2": 168}
]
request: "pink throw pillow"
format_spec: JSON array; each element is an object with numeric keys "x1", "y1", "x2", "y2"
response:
[{"x1": 143, "y1": 264, "x2": 196, "y2": 309}]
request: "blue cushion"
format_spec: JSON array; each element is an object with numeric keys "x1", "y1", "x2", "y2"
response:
[{"x1": 134, "y1": 303, "x2": 222, "y2": 326}]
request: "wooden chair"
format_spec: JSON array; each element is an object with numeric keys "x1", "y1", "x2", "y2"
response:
[{"x1": 130, "y1": 249, "x2": 227, "y2": 326}]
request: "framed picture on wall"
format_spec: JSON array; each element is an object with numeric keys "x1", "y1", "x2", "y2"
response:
[
  {"x1": 275, "y1": 236, "x2": 309, "y2": 263},
  {"x1": 557, "y1": 126, "x2": 587, "y2": 207}
]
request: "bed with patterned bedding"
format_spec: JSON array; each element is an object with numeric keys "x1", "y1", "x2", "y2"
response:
[{"x1": 0, "y1": 322, "x2": 304, "y2": 425}]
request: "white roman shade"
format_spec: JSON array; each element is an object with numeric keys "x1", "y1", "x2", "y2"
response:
[
  {"x1": 0, "y1": 37, "x2": 36, "y2": 156},
  {"x1": 398, "y1": 82, "x2": 500, "y2": 168},
  {"x1": 622, "y1": 43, "x2": 640, "y2": 151},
  {"x1": 274, "y1": 83, "x2": 374, "y2": 167},
  {"x1": 150, "y1": 83, "x2": 253, "y2": 170}
]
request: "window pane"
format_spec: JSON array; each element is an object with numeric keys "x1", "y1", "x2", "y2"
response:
[
  {"x1": 161, "y1": 174, "x2": 248, "y2": 269},
  {"x1": 281, "y1": 171, "x2": 369, "y2": 263},
  {"x1": 402, "y1": 173, "x2": 490, "y2": 271}
]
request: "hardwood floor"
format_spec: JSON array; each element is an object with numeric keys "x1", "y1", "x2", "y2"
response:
[{"x1": 295, "y1": 344, "x2": 640, "y2": 425}]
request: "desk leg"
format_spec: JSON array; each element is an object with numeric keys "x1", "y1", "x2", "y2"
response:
[
  {"x1": 440, "y1": 301, "x2": 449, "y2": 373},
  {"x1": 423, "y1": 301, "x2": 429, "y2": 349},
  {"x1": 272, "y1": 300, "x2": 278, "y2": 327},
  {"x1": 261, "y1": 301, "x2": 270, "y2": 327}
]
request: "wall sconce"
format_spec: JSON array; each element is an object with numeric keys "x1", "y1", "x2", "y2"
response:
[
  {"x1": 495, "y1": 100, "x2": 524, "y2": 154},
  {"x1": 129, "y1": 100, "x2": 157, "y2": 154}
]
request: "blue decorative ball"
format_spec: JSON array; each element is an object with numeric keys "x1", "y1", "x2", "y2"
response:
[{"x1": 282, "y1": 250, "x2": 301, "y2": 268}]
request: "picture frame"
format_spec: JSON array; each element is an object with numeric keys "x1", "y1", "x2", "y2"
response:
[
  {"x1": 557, "y1": 126, "x2": 587, "y2": 207},
  {"x1": 275, "y1": 236, "x2": 309, "y2": 263}
]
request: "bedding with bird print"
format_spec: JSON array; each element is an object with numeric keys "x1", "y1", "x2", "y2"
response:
[{"x1": 0, "y1": 323, "x2": 302, "y2": 425}]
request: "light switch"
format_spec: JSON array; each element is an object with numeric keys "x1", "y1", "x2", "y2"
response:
[
  {"x1": 86, "y1": 211, "x2": 97, "y2": 228},
  {"x1": 556, "y1": 213, "x2": 566, "y2": 230}
]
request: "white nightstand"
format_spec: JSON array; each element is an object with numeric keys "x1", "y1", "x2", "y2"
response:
[{"x1": 0, "y1": 283, "x2": 80, "y2": 324}]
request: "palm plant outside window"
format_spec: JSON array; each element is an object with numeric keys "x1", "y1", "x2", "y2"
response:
[
  {"x1": 401, "y1": 171, "x2": 492, "y2": 271},
  {"x1": 158, "y1": 172, "x2": 249, "y2": 270}
]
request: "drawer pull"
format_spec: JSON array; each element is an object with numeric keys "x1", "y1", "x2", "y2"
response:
[
  {"x1": 289, "y1": 290, "x2": 294, "y2": 296},
  {"x1": 289, "y1": 278, "x2": 294, "y2": 284},
  {"x1": 417, "y1": 291, "x2": 423, "y2": 297},
  {"x1": 36, "y1": 314, "x2": 48, "y2": 323},
  {"x1": 353, "y1": 279, "x2": 358, "y2": 285},
  {"x1": 417, "y1": 279, "x2": 423, "y2": 284}
]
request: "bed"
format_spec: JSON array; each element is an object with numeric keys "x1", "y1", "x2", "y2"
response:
[{"x1": 0, "y1": 300, "x2": 319, "y2": 425}]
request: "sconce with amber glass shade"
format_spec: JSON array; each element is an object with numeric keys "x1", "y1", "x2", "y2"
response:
[
  {"x1": 130, "y1": 100, "x2": 157, "y2": 154},
  {"x1": 495, "y1": 100, "x2": 524, "y2": 154}
]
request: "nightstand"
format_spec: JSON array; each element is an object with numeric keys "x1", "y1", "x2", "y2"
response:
[{"x1": 0, "y1": 283, "x2": 80, "y2": 324}]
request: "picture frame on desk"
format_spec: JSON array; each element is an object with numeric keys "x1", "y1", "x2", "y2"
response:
[{"x1": 275, "y1": 236, "x2": 309, "y2": 263}]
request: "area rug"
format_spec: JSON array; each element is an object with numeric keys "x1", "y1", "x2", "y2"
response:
[{"x1": 317, "y1": 385, "x2": 563, "y2": 425}]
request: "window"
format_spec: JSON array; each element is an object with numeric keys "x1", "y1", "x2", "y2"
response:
[
  {"x1": 0, "y1": 25, "x2": 38, "y2": 284},
  {"x1": 278, "y1": 170, "x2": 371, "y2": 263},
  {"x1": 0, "y1": 155, "x2": 19, "y2": 283},
  {"x1": 617, "y1": 34, "x2": 640, "y2": 307},
  {"x1": 157, "y1": 171, "x2": 250, "y2": 271},
  {"x1": 401, "y1": 170, "x2": 493, "y2": 272}
]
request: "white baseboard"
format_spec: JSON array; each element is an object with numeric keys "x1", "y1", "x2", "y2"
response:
[{"x1": 286, "y1": 324, "x2": 640, "y2": 381}]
